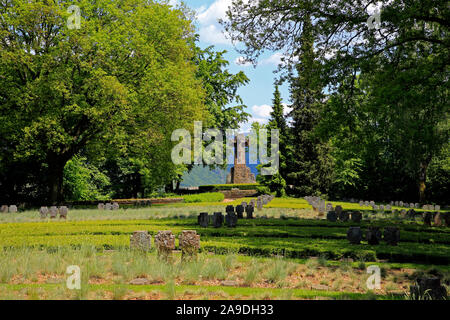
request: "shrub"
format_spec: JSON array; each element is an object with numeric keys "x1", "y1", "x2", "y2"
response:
[
  {"x1": 198, "y1": 184, "x2": 259, "y2": 192},
  {"x1": 182, "y1": 192, "x2": 224, "y2": 203}
]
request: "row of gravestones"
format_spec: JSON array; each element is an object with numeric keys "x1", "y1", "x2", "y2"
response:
[
  {"x1": 98, "y1": 202, "x2": 120, "y2": 210},
  {"x1": 359, "y1": 200, "x2": 441, "y2": 211},
  {"x1": 39, "y1": 206, "x2": 69, "y2": 219},
  {"x1": 256, "y1": 194, "x2": 275, "y2": 210},
  {"x1": 327, "y1": 206, "x2": 362, "y2": 222},
  {"x1": 305, "y1": 196, "x2": 328, "y2": 213},
  {"x1": 0, "y1": 205, "x2": 18, "y2": 213},
  {"x1": 198, "y1": 203, "x2": 255, "y2": 228},
  {"x1": 347, "y1": 226, "x2": 400, "y2": 245},
  {"x1": 130, "y1": 230, "x2": 200, "y2": 261}
]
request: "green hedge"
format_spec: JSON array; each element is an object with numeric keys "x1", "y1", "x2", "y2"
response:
[
  {"x1": 182, "y1": 192, "x2": 225, "y2": 203},
  {"x1": 199, "y1": 183, "x2": 259, "y2": 192}
]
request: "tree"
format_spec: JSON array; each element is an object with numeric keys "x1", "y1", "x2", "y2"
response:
[
  {"x1": 0, "y1": 0, "x2": 207, "y2": 203},
  {"x1": 287, "y1": 15, "x2": 334, "y2": 196},
  {"x1": 223, "y1": 0, "x2": 449, "y2": 200}
]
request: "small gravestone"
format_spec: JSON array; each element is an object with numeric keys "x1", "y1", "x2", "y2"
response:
[
  {"x1": 366, "y1": 227, "x2": 382, "y2": 245},
  {"x1": 359, "y1": 200, "x2": 364, "y2": 207},
  {"x1": 112, "y1": 202, "x2": 119, "y2": 210},
  {"x1": 97, "y1": 203, "x2": 105, "y2": 210},
  {"x1": 249, "y1": 199, "x2": 256, "y2": 207},
  {"x1": 326, "y1": 203, "x2": 333, "y2": 211},
  {"x1": 423, "y1": 213, "x2": 432, "y2": 226},
  {"x1": 434, "y1": 213, "x2": 444, "y2": 227},
  {"x1": 179, "y1": 230, "x2": 200, "y2": 261},
  {"x1": 406, "y1": 209, "x2": 416, "y2": 220},
  {"x1": 198, "y1": 212, "x2": 209, "y2": 227},
  {"x1": 225, "y1": 212, "x2": 237, "y2": 228},
  {"x1": 235, "y1": 205, "x2": 244, "y2": 219},
  {"x1": 0, "y1": 205, "x2": 8, "y2": 213},
  {"x1": 59, "y1": 206, "x2": 68, "y2": 219},
  {"x1": 245, "y1": 205, "x2": 254, "y2": 219},
  {"x1": 400, "y1": 209, "x2": 407, "y2": 218},
  {"x1": 226, "y1": 205, "x2": 234, "y2": 214},
  {"x1": 8, "y1": 205, "x2": 17, "y2": 213},
  {"x1": 435, "y1": 205, "x2": 440, "y2": 211},
  {"x1": 394, "y1": 201, "x2": 399, "y2": 206},
  {"x1": 105, "y1": 203, "x2": 112, "y2": 210},
  {"x1": 327, "y1": 211, "x2": 337, "y2": 222},
  {"x1": 212, "y1": 212, "x2": 224, "y2": 228},
  {"x1": 347, "y1": 227, "x2": 362, "y2": 244},
  {"x1": 365, "y1": 201, "x2": 370, "y2": 206},
  {"x1": 410, "y1": 276, "x2": 447, "y2": 300},
  {"x1": 370, "y1": 201, "x2": 375, "y2": 206},
  {"x1": 399, "y1": 201, "x2": 403, "y2": 207},
  {"x1": 373, "y1": 205, "x2": 379, "y2": 210},
  {"x1": 351, "y1": 211, "x2": 362, "y2": 223},
  {"x1": 384, "y1": 227, "x2": 399, "y2": 245},
  {"x1": 409, "y1": 203, "x2": 414, "y2": 208},
  {"x1": 49, "y1": 206, "x2": 59, "y2": 219},
  {"x1": 130, "y1": 231, "x2": 152, "y2": 252},
  {"x1": 335, "y1": 205, "x2": 343, "y2": 216},
  {"x1": 241, "y1": 202, "x2": 247, "y2": 209},
  {"x1": 415, "y1": 203, "x2": 420, "y2": 208},
  {"x1": 155, "y1": 231, "x2": 175, "y2": 261},
  {"x1": 39, "y1": 206, "x2": 49, "y2": 219},
  {"x1": 379, "y1": 205, "x2": 384, "y2": 211},
  {"x1": 339, "y1": 211, "x2": 350, "y2": 222},
  {"x1": 386, "y1": 204, "x2": 391, "y2": 211},
  {"x1": 256, "y1": 199, "x2": 263, "y2": 211}
]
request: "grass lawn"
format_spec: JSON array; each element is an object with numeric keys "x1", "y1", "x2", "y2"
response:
[{"x1": 0, "y1": 198, "x2": 448, "y2": 300}]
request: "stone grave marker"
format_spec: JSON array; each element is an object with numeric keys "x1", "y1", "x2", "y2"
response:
[
  {"x1": 366, "y1": 227, "x2": 382, "y2": 245},
  {"x1": 347, "y1": 227, "x2": 362, "y2": 244},
  {"x1": 212, "y1": 212, "x2": 224, "y2": 228},
  {"x1": 39, "y1": 206, "x2": 49, "y2": 219},
  {"x1": 327, "y1": 211, "x2": 337, "y2": 222},
  {"x1": 179, "y1": 230, "x2": 200, "y2": 261},
  {"x1": 384, "y1": 227, "x2": 399, "y2": 246},
  {"x1": 8, "y1": 205, "x2": 17, "y2": 213},
  {"x1": 198, "y1": 212, "x2": 209, "y2": 227},
  {"x1": 386, "y1": 205, "x2": 391, "y2": 211},
  {"x1": 130, "y1": 231, "x2": 152, "y2": 252},
  {"x1": 423, "y1": 212, "x2": 432, "y2": 226},
  {"x1": 351, "y1": 211, "x2": 362, "y2": 223},
  {"x1": 359, "y1": 200, "x2": 364, "y2": 207},
  {"x1": 155, "y1": 231, "x2": 175, "y2": 261},
  {"x1": 435, "y1": 205, "x2": 440, "y2": 211},
  {"x1": 105, "y1": 203, "x2": 112, "y2": 210},
  {"x1": 245, "y1": 205, "x2": 254, "y2": 219},
  {"x1": 326, "y1": 203, "x2": 333, "y2": 212},
  {"x1": 256, "y1": 198, "x2": 263, "y2": 211},
  {"x1": 225, "y1": 212, "x2": 237, "y2": 228},
  {"x1": 112, "y1": 202, "x2": 119, "y2": 210},
  {"x1": 399, "y1": 201, "x2": 403, "y2": 207},
  {"x1": 335, "y1": 205, "x2": 343, "y2": 216},
  {"x1": 49, "y1": 206, "x2": 59, "y2": 219},
  {"x1": 235, "y1": 205, "x2": 244, "y2": 219},
  {"x1": 97, "y1": 203, "x2": 105, "y2": 210},
  {"x1": 0, "y1": 205, "x2": 8, "y2": 213},
  {"x1": 410, "y1": 276, "x2": 447, "y2": 300},
  {"x1": 59, "y1": 206, "x2": 68, "y2": 219},
  {"x1": 434, "y1": 213, "x2": 444, "y2": 227},
  {"x1": 339, "y1": 211, "x2": 350, "y2": 222},
  {"x1": 241, "y1": 202, "x2": 247, "y2": 209}
]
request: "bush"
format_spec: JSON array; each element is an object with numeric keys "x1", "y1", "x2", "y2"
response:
[{"x1": 182, "y1": 192, "x2": 224, "y2": 203}]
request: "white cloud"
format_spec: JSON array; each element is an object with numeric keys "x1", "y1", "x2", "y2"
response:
[
  {"x1": 260, "y1": 52, "x2": 284, "y2": 66},
  {"x1": 198, "y1": 24, "x2": 230, "y2": 45},
  {"x1": 195, "y1": 0, "x2": 234, "y2": 45},
  {"x1": 251, "y1": 104, "x2": 272, "y2": 119},
  {"x1": 234, "y1": 56, "x2": 252, "y2": 67}
]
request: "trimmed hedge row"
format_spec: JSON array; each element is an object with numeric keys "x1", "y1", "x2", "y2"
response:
[{"x1": 199, "y1": 183, "x2": 259, "y2": 192}]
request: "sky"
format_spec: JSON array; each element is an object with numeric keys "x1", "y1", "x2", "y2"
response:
[{"x1": 172, "y1": 0, "x2": 293, "y2": 132}]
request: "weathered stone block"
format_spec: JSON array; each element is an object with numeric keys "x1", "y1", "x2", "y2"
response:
[
  {"x1": 245, "y1": 205, "x2": 254, "y2": 219},
  {"x1": 179, "y1": 230, "x2": 200, "y2": 261},
  {"x1": 212, "y1": 212, "x2": 224, "y2": 228},
  {"x1": 351, "y1": 211, "x2": 362, "y2": 223},
  {"x1": 130, "y1": 231, "x2": 152, "y2": 252},
  {"x1": 49, "y1": 206, "x2": 59, "y2": 219},
  {"x1": 97, "y1": 203, "x2": 105, "y2": 210},
  {"x1": 8, "y1": 205, "x2": 17, "y2": 213},
  {"x1": 410, "y1": 276, "x2": 447, "y2": 300},
  {"x1": 235, "y1": 205, "x2": 244, "y2": 219},
  {"x1": 155, "y1": 231, "x2": 175, "y2": 261},
  {"x1": 59, "y1": 206, "x2": 68, "y2": 219},
  {"x1": 39, "y1": 206, "x2": 49, "y2": 219},
  {"x1": 225, "y1": 212, "x2": 237, "y2": 228}
]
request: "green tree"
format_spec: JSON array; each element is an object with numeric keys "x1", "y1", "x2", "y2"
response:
[{"x1": 0, "y1": 0, "x2": 207, "y2": 203}]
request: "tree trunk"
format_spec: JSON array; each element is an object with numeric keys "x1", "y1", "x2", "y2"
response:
[
  {"x1": 419, "y1": 161, "x2": 428, "y2": 203},
  {"x1": 48, "y1": 158, "x2": 66, "y2": 205}
]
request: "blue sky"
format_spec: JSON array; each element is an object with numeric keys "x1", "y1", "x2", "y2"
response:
[{"x1": 173, "y1": 0, "x2": 293, "y2": 132}]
